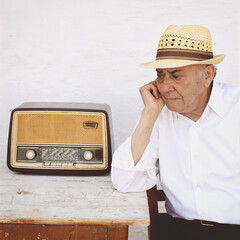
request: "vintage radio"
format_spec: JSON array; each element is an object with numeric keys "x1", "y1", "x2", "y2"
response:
[{"x1": 7, "y1": 102, "x2": 113, "y2": 175}]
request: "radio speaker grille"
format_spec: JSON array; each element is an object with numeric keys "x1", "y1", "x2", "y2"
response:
[{"x1": 17, "y1": 113, "x2": 103, "y2": 144}]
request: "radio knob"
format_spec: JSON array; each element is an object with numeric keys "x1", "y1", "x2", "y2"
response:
[
  {"x1": 83, "y1": 151, "x2": 94, "y2": 161},
  {"x1": 26, "y1": 150, "x2": 36, "y2": 160}
]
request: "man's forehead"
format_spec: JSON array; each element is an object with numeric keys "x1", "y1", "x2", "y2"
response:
[{"x1": 156, "y1": 64, "x2": 204, "y2": 73}]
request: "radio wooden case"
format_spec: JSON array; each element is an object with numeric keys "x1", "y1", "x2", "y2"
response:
[{"x1": 7, "y1": 102, "x2": 113, "y2": 175}]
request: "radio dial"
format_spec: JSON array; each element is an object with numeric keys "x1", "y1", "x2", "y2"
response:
[
  {"x1": 83, "y1": 151, "x2": 94, "y2": 161},
  {"x1": 26, "y1": 150, "x2": 36, "y2": 160}
]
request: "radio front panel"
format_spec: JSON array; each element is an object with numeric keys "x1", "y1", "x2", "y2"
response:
[
  {"x1": 17, "y1": 145, "x2": 104, "y2": 164},
  {"x1": 7, "y1": 103, "x2": 112, "y2": 175}
]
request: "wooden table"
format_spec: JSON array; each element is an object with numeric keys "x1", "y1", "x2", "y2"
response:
[{"x1": 0, "y1": 163, "x2": 150, "y2": 240}]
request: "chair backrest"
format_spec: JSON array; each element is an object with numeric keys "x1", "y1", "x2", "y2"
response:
[{"x1": 147, "y1": 185, "x2": 166, "y2": 240}]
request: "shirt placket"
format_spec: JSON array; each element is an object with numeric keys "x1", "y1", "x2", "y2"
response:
[{"x1": 189, "y1": 124, "x2": 208, "y2": 220}]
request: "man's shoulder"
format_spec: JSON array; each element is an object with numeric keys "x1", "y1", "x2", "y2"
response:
[
  {"x1": 215, "y1": 81, "x2": 240, "y2": 97},
  {"x1": 213, "y1": 82, "x2": 240, "y2": 121},
  {"x1": 214, "y1": 81, "x2": 240, "y2": 105}
]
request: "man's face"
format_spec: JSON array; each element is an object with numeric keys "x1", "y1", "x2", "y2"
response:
[{"x1": 156, "y1": 65, "x2": 212, "y2": 116}]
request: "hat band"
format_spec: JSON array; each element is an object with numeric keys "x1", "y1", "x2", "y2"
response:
[{"x1": 156, "y1": 48, "x2": 213, "y2": 61}]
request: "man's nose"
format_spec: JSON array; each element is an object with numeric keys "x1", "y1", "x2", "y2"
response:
[{"x1": 159, "y1": 76, "x2": 175, "y2": 92}]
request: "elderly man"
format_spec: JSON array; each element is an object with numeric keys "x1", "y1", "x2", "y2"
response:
[{"x1": 111, "y1": 25, "x2": 240, "y2": 239}]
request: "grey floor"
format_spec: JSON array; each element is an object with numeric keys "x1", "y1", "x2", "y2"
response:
[{"x1": 129, "y1": 226, "x2": 148, "y2": 240}]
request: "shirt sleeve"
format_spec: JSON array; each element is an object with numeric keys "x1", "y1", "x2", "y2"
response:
[{"x1": 111, "y1": 116, "x2": 160, "y2": 192}]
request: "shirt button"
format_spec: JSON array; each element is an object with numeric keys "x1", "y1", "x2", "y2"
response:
[
  {"x1": 196, "y1": 184, "x2": 201, "y2": 188},
  {"x1": 201, "y1": 211, "x2": 206, "y2": 216},
  {"x1": 193, "y1": 154, "x2": 198, "y2": 158}
]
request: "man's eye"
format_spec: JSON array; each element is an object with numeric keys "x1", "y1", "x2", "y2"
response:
[{"x1": 172, "y1": 75, "x2": 179, "y2": 79}]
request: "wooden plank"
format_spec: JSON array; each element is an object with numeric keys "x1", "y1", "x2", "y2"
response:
[
  {"x1": 107, "y1": 225, "x2": 128, "y2": 240},
  {"x1": 0, "y1": 164, "x2": 150, "y2": 226},
  {"x1": 0, "y1": 223, "x2": 128, "y2": 240},
  {"x1": 0, "y1": 223, "x2": 78, "y2": 240}
]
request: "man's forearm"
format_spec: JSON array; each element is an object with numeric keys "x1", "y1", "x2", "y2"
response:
[{"x1": 131, "y1": 108, "x2": 159, "y2": 165}]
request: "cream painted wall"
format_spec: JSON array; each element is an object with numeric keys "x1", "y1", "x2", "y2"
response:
[{"x1": 0, "y1": 0, "x2": 239, "y2": 163}]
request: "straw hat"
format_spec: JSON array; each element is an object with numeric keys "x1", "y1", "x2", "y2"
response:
[{"x1": 141, "y1": 25, "x2": 225, "y2": 69}]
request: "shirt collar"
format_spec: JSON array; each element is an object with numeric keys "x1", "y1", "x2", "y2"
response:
[
  {"x1": 207, "y1": 81, "x2": 226, "y2": 118},
  {"x1": 174, "y1": 81, "x2": 228, "y2": 121}
]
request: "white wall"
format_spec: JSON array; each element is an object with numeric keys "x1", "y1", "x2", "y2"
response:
[{"x1": 0, "y1": 0, "x2": 239, "y2": 163}]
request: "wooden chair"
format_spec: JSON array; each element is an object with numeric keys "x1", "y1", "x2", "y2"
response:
[{"x1": 147, "y1": 185, "x2": 168, "y2": 240}]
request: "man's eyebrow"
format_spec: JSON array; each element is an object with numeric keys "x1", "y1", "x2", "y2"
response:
[
  {"x1": 156, "y1": 69, "x2": 182, "y2": 74},
  {"x1": 167, "y1": 70, "x2": 182, "y2": 74}
]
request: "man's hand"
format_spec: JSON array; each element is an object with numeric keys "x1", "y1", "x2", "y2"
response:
[
  {"x1": 139, "y1": 80, "x2": 165, "y2": 115},
  {"x1": 131, "y1": 80, "x2": 165, "y2": 165}
]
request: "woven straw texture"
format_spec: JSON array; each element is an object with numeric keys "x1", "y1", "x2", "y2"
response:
[
  {"x1": 141, "y1": 25, "x2": 225, "y2": 68},
  {"x1": 158, "y1": 25, "x2": 213, "y2": 52}
]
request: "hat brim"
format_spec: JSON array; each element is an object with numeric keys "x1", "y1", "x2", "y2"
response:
[{"x1": 140, "y1": 54, "x2": 225, "y2": 69}]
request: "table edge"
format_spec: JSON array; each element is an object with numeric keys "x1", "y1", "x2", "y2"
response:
[{"x1": 0, "y1": 217, "x2": 150, "y2": 226}]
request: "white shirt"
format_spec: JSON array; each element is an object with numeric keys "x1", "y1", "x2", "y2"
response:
[{"x1": 111, "y1": 81, "x2": 240, "y2": 225}]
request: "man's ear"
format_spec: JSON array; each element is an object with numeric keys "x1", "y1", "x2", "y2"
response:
[{"x1": 204, "y1": 65, "x2": 215, "y2": 88}]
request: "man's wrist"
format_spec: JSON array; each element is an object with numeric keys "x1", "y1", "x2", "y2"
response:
[{"x1": 141, "y1": 107, "x2": 160, "y2": 122}]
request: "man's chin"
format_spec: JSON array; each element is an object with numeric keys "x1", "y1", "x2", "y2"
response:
[{"x1": 165, "y1": 104, "x2": 181, "y2": 113}]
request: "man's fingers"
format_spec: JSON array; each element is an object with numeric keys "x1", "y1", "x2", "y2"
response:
[
  {"x1": 145, "y1": 81, "x2": 160, "y2": 99},
  {"x1": 152, "y1": 81, "x2": 161, "y2": 99},
  {"x1": 139, "y1": 80, "x2": 165, "y2": 113}
]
